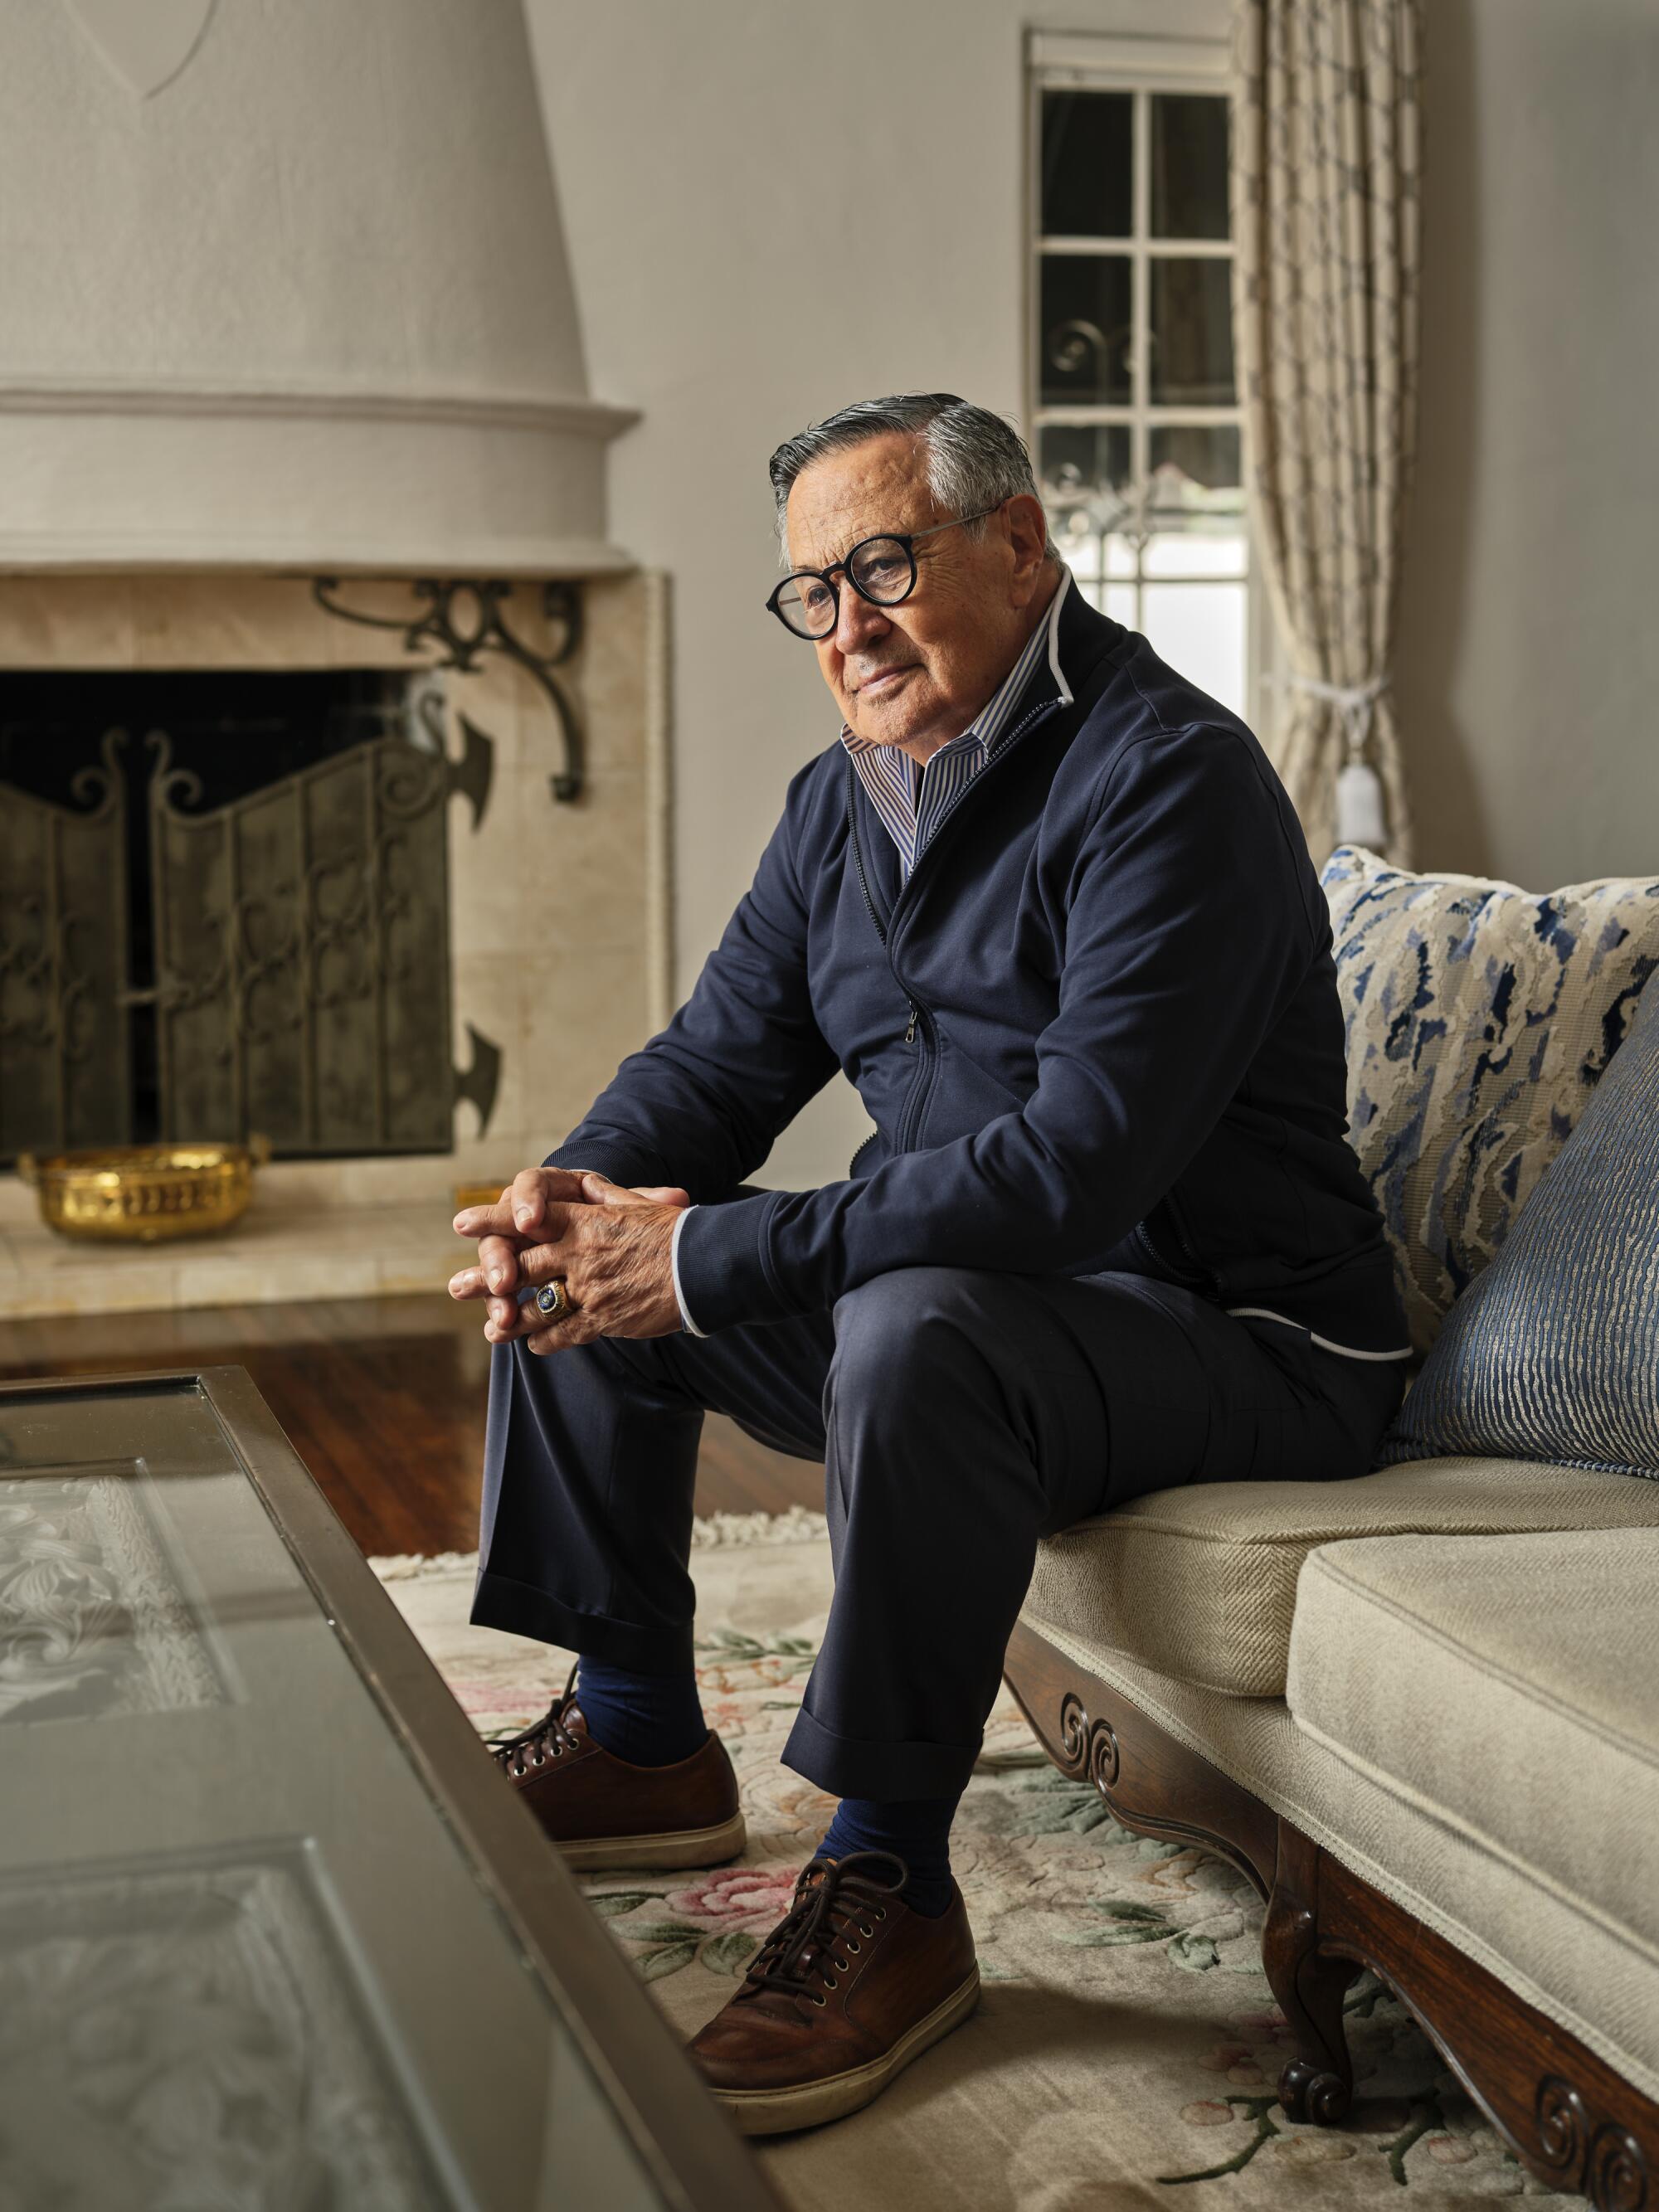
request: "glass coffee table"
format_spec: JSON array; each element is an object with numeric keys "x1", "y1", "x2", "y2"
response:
[{"x1": 0, "y1": 1367, "x2": 781, "y2": 2212}]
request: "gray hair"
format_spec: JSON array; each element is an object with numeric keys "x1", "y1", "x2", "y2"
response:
[{"x1": 768, "y1": 392, "x2": 1061, "y2": 564}]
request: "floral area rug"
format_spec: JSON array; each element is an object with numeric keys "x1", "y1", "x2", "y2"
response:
[{"x1": 375, "y1": 1532, "x2": 1574, "y2": 2210}]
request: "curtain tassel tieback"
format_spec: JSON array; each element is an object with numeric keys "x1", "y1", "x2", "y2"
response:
[{"x1": 1286, "y1": 670, "x2": 1392, "y2": 852}]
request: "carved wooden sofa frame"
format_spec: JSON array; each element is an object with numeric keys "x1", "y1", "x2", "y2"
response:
[{"x1": 1005, "y1": 1621, "x2": 1657, "y2": 2212}]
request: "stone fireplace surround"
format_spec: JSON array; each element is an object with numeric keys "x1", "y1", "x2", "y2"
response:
[
  {"x1": 0, "y1": 1, "x2": 663, "y2": 1320},
  {"x1": 0, "y1": 568, "x2": 670, "y2": 1319}
]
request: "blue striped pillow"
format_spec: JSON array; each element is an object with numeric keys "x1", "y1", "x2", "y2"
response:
[{"x1": 1375, "y1": 970, "x2": 1659, "y2": 1480}]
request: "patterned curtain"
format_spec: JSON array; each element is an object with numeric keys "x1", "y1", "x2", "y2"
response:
[{"x1": 1232, "y1": 0, "x2": 1423, "y2": 868}]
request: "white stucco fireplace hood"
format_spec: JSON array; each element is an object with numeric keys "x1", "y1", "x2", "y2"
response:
[{"x1": 0, "y1": 0, "x2": 635, "y2": 575}]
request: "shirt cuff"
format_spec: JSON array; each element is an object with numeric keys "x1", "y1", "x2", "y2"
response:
[{"x1": 670, "y1": 1205, "x2": 704, "y2": 1336}]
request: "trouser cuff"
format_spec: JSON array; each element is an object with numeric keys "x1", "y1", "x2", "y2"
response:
[
  {"x1": 470, "y1": 1568, "x2": 695, "y2": 1677},
  {"x1": 782, "y1": 1707, "x2": 980, "y2": 1801}
]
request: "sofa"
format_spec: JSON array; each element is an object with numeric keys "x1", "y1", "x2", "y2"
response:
[{"x1": 1005, "y1": 845, "x2": 1659, "y2": 2209}]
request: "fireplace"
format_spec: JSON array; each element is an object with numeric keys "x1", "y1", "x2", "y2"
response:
[{"x1": 0, "y1": 571, "x2": 669, "y2": 1320}]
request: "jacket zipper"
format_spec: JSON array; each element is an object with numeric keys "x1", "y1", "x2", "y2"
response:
[
  {"x1": 1171, "y1": 1206, "x2": 1204, "y2": 1274},
  {"x1": 1136, "y1": 1209, "x2": 1209, "y2": 1287},
  {"x1": 845, "y1": 694, "x2": 1061, "y2": 1157},
  {"x1": 894, "y1": 1003, "x2": 937, "y2": 1150}
]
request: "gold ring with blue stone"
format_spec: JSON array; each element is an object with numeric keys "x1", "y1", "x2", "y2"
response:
[{"x1": 533, "y1": 1277, "x2": 576, "y2": 1321}]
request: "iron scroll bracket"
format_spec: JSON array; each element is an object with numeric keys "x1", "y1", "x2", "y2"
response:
[{"x1": 312, "y1": 578, "x2": 586, "y2": 803}]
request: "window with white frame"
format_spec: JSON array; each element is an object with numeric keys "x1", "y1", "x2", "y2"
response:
[{"x1": 1028, "y1": 35, "x2": 1255, "y2": 718}]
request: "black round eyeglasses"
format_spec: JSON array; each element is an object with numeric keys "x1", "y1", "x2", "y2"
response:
[{"x1": 764, "y1": 503, "x2": 1006, "y2": 639}]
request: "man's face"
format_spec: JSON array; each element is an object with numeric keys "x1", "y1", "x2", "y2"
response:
[{"x1": 782, "y1": 431, "x2": 1055, "y2": 756}]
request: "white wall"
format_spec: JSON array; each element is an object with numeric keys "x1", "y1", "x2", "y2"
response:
[
  {"x1": 1395, "y1": 0, "x2": 1659, "y2": 889},
  {"x1": 525, "y1": 0, "x2": 1227, "y2": 1184}
]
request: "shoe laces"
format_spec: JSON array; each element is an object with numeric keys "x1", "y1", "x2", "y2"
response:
[
  {"x1": 492, "y1": 1662, "x2": 584, "y2": 1778},
  {"x1": 739, "y1": 1850, "x2": 907, "y2": 2011}
]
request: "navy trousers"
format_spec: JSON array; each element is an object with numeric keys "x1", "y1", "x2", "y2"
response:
[{"x1": 474, "y1": 1233, "x2": 1407, "y2": 1802}]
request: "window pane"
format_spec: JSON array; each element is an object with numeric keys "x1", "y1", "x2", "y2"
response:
[
  {"x1": 1061, "y1": 529, "x2": 1141, "y2": 582},
  {"x1": 1143, "y1": 581, "x2": 1247, "y2": 713},
  {"x1": 1063, "y1": 532, "x2": 1105, "y2": 585},
  {"x1": 1039, "y1": 424, "x2": 1131, "y2": 582},
  {"x1": 1151, "y1": 95, "x2": 1230, "y2": 240},
  {"x1": 1040, "y1": 90, "x2": 1132, "y2": 236},
  {"x1": 1147, "y1": 424, "x2": 1244, "y2": 541},
  {"x1": 1149, "y1": 423, "x2": 1242, "y2": 502},
  {"x1": 1038, "y1": 423, "x2": 1131, "y2": 520},
  {"x1": 1142, "y1": 533, "x2": 1248, "y2": 578},
  {"x1": 1039, "y1": 255, "x2": 1133, "y2": 405},
  {"x1": 1149, "y1": 259, "x2": 1235, "y2": 405}
]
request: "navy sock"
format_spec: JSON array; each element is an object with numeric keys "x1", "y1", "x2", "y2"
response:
[
  {"x1": 819, "y1": 1796, "x2": 959, "y2": 1918},
  {"x1": 574, "y1": 1660, "x2": 707, "y2": 1768}
]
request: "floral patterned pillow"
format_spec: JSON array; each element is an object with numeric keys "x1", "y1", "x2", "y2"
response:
[{"x1": 1320, "y1": 843, "x2": 1659, "y2": 1357}]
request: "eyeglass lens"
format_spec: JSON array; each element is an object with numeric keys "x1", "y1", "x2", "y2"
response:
[{"x1": 775, "y1": 536, "x2": 917, "y2": 638}]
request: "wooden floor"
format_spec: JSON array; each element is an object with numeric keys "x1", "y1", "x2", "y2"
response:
[{"x1": 0, "y1": 1293, "x2": 823, "y2": 1556}]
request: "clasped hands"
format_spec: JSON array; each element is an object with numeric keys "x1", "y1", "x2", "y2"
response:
[{"x1": 449, "y1": 1167, "x2": 688, "y2": 1352}]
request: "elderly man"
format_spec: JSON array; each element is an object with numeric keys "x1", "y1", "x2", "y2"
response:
[{"x1": 449, "y1": 392, "x2": 1411, "y2": 2135}]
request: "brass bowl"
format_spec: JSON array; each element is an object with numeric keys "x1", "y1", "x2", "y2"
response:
[
  {"x1": 453, "y1": 1180, "x2": 511, "y2": 1213},
  {"x1": 17, "y1": 1136, "x2": 272, "y2": 1244}
]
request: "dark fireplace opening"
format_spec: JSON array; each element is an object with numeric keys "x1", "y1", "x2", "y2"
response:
[{"x1": 0, "y1": 668, "x2": 464, "y2": 1167}]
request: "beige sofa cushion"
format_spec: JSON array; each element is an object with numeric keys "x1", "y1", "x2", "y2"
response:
[
  {"x1": 1287, "y1": 1527, "x2": 1659, "y2": 1976},
  {"x1": 1022, "y1": 1456, "x2": 1659, "y2": 1698},
  {"x1": 1029, "y1": 1615, "x2": 1659, "y2": 2105}
]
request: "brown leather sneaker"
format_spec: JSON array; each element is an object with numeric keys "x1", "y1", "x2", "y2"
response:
[
  {"x1": 686, "y1": 1850, "x2": 979, "y2": 2135},
  {"x1": 491, "y1": 1665, "x2": 746, "y2": 1871}
]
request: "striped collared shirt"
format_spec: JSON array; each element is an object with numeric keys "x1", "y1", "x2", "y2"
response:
[{"x1": 840, "y1": 568, "x2": 1075, "y2": 877}]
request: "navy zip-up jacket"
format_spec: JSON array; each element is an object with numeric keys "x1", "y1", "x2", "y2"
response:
[{"x1": 544, "y1": 582, "x2": 1411, "y2": 1358}]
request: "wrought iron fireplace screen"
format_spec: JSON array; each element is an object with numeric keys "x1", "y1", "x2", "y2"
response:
[{"x1": 0, "y1": 671, "x2": 494, "y2": 1165}]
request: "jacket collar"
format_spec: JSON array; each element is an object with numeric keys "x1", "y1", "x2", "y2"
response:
[{"x1": 1016, "y1": 566, "x2": 1127, "y2": 727}]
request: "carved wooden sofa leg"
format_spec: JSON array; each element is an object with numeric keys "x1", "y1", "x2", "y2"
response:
[
  {"x1": 1004, "y1": 1622, "x2": 1357, "y2": 2117},
  {"x1": 1004, "y1": 1620, "x2": 1659, "y2": 2211},
  {"x1": 1261, "y1": 1820, "x2": 1361, "y2": 2124},
  {"x1": 1283, "y1": 1828, "x2": 1657, "y2": 2210}
]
